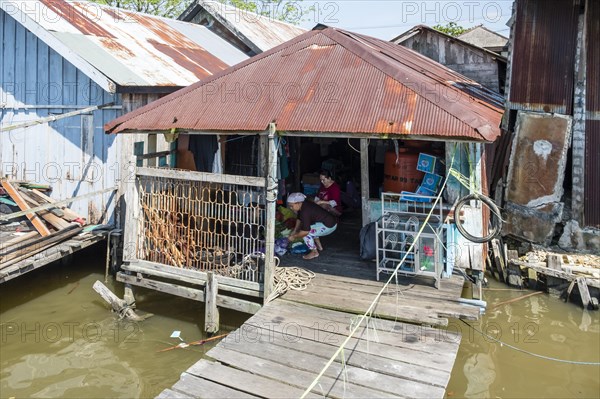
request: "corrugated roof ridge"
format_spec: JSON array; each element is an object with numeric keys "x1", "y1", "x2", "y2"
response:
[
  {"x1": 105, "y1": 30, "x2": 320, "y2": 133},
  {"x1": 197, "y1": 0, "x2": 306, "y2": 30},
  {"x1": 324, "y1": 29, "x2": 500, "y2": 138}
]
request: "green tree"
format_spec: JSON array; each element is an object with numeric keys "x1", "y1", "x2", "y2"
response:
[
  {"x1": 222, "y1": 1, "x2": 311, "y2": 24},
  {"x1": 93, "y1": 0, "x2": 191, "y2": 18},
  {"x1": 433, "y1": 22, "x2": 468, "y2": 36}
]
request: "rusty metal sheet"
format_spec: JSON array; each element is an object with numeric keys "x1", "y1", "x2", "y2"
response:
[
  {"x1": 17, "y1": 0, "x2": 247, "y2": 88},
  {"x1": 106, "y1": 27, "x2": 504, "y2": 142},
  {"x1": 587, "y1": 0, "x2": 600, "y2": 114},
  {"x1": 181, "y1": 0, "x2": 306, "y2": 53},
  {"x1": 584, "y1": 120, "x2": 600, "y2": 227},
  {"x1": 504, "y1": 112, "x2": 572, "y2": 243},
  {"x1": 508, "y1": 0, "x2": 580, "y2": 114}
]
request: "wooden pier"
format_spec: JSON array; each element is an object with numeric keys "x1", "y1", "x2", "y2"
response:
[{"x1": 159, "y1": 264, "x2": 479, "y2": 398}]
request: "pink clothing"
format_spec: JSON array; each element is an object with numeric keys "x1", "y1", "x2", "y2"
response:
[{"x1": 317, "y1": 182, "x2": 342, "y2": 213}]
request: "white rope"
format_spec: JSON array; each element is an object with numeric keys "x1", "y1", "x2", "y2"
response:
[{"x1": 266, "y1": 266, "x2": 316, "y2": 303}]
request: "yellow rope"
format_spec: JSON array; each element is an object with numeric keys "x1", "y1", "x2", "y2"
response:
[{"x1": 300, "y1": 144, "x2": 460, "y2": 398}]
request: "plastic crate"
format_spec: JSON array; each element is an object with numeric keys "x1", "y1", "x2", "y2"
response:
[{"x1": 303, "y1": 184, "x2": 320, "y2": 196}]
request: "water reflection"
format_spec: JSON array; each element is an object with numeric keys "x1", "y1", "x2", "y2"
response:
[
  {"x1": 0, "y1": 246, "x2": 247, "y2": 398},
  {"x1": 447, "y1": 280, "x2": 600, "y2": 398}
]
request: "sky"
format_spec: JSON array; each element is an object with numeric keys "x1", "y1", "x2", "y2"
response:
[{"x1": 284, "y1": 0, "x2": 514, "y2": 40}]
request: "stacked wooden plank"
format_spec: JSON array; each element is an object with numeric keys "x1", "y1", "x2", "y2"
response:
[{"x1": 0, "y1": 180, "x2": 85, "y2": 269}]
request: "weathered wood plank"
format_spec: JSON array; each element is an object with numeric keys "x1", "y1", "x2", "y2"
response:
[
  {"x1": 136, "y1": 166, "x2": 266, "y2": 188},
  {"x1": 155, "y1": 388, "x2": 194, "y2": 399},
  {"x1": 576, "y1": 277, "x2": 593, "y2": 309},
  {"x1": 123, "y1": 259, "x2": 262, "y2": 292},
  {"x1": 187, "y1": 359, "x2": 318, "y2": 398},
  {"x1": 1, "y1": 180, "x2": 51, "y2": 236},
  {"x1": 172, "y1": 372, "x2": 259, "y2": 399},
  {"x1": 116, "y1": 272, "x2": 261, "y2": 314},
  {"x1": 282, "y1": 286, "x2": 448, "y2": 326},
  {"x1": 208, "y1": 345, "x2": 404, "y2": 398},
  {"x1": 218, "y1": 324, "x2": 452, "y2": 388},
  {"x1": 205, "y1": 272, "x2": 219, "y2": 334}
]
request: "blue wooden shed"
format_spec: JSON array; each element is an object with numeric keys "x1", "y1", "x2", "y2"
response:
[{"x1": 1, "y1": 0, "x2": 248, "y2": 224}]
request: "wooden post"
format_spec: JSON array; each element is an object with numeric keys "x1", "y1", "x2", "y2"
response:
[
  {"x1": 360, "y1": 138, "x2": 370, "y2": 227},
  {"x1": 123, "y1": 285, "x2": 136, "y2": 306},
  {"x1": 547, "y1": 254, "x2": 566, "y2": 296},
  {"x1": 123, "y1": 156, "x2": 140, "y2": 262},
  {"x1": 506, "y1": 250, "x2": 522, "y2": 288},
  {"x1": 263, "y1": 123, "x2": 278, "y2": 303},
  {"x1": 205, "y1": 272, "x2": 219, "y2": 334},
  {"x1": 576, "y1": 277, "x2": 593, "y2": 310}
]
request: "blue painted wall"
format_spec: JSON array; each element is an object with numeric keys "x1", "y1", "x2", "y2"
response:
[{"x1": 1, "y1": 9, "x2": 123, "y2": 223}]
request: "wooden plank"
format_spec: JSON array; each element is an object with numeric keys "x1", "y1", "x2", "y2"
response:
[
  {"x1": 290, "y1": 281, "x2": 479, "y2": 321},
  {"x1": 205, "y1": 272, "x2": 219, "y2": 334},
  {"x1": 155, "y1": 388, "x2": 194, "y2": 399},
  {"x1": 136, "y1": 166, "x2": 266, "y2": 188},
  {"x1": 263, "y1": 124, "x2": 277, "y2": 303},
  {"x1": 121, "y1": 262, "x2": 261, "y2": 297},
  {"x1": 511, "y1": 261, "x2": 600, "y2": 289},
  {"x1": 30, "y1": 189, "x2": 82, "y2": 221},
  {"x1": 1, "y1": 180, "x2": 51, "y2": 236},
  {"x1": 187, "y1": 359, "x2": 317, "y2": 398},
  {"x1": 255, "y1": 301, "x2": 461, "y2": 359},
  {"x1": 0, "y1": 231, "x2": 39, "y2": 251},
  {"x1": 282, "y1": 286, "x2": 448, "y2": 326},
  {"x1": 124, "y1": 259, "x2": 262, "y2": 292},
  {"x1": 116, "y1": 272, "x2": 262, "y2": 314},
  {"x1": 218, "y1": 324, "x2": 452, "y2": 388},
  {"x1": 172, "y1": 372, "x2": 259, "y2": 399},
  {"x1": 576, "y1": 277, "x2": 592, "y2": 309},
  {"x1": 19, "y1": 191, "x2": 71, "y2": 230},
  {"x1": 491, "y1": 238, "x2": 506, "y2": 282},
  {"x1": 360, "y1": 138, "x2": 370, "y2": 227},
  {"x1": 208, "y1": 345, "x2": 404, "y2": 399}
]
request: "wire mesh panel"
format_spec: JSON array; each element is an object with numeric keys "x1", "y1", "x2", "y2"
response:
[{"x1": 135, "y1": 169, "x2": 267, "y2": 282}]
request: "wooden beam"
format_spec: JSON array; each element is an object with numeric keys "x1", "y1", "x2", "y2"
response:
[
  {"x1": 0, "y1": 186, "x2": 117, "y2": 222},
  {"x1": 1, "y1": 180, "x2": 51, "y2": 236},
  {"x1": 263, "y1": 123, "x2": 277, "y2": 303},
  {"x1": 135, "y1": 166, "x2": 266, "y2": 188},
  {"x1": 360, "y1": 138, "x2": 370, "y2": 227},
  {"x1": 1, "y1": 103, "x2": 115, "y2": 132},
  {"x1": 205, "y1": 272, "x2": 219, "y2": 334},
  {"x1": 116, "y1": 272, "x2": 261, "y2": 314}
]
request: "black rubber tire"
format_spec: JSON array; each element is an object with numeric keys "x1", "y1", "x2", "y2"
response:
[{"x1": 455, "y1": 193, "x2": 502, "y2": 243}]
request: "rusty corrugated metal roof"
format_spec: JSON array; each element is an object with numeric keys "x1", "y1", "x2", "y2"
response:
[
  {"x1": 105, "y1": 27, "x2": 504, "y2": 141},
  {"x1": 8, "y1": 0, "x2": 248, "y2": 89},
  {"x1": 179, "y1": 0, "x2": 306, "y2": 53},
  {"x1": 585, "y1": 0, "x2": 599, "y2": 227},
  {"x1": 508, "y1": 0, "x2": 581, "y2": 114}
]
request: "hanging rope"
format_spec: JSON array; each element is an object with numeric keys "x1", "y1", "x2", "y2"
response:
[
  {"x1": 460, "y1": 320, "x2": 600, "y2": 366},
  {"x1": 454, "y1": 193, "x2": 503, "y2": 243},
  {"x1": 300, "y1": 143, "x2": 461, "y2": 398}
]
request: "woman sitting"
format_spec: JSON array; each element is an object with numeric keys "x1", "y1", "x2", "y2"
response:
[
  {"x1": 315, "y1": 169, "x2": 342, "y2": 216},
  {"x1": 287, "y1": 192, "x2": 338, "y2": 260}
]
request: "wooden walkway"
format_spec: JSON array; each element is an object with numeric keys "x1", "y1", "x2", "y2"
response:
[
  {"x1": 159, "y1": 271, "x2": 478, "y2": 398},
  {"x1": 159, "y1": 212, "x2": 480, "y2": 398}
]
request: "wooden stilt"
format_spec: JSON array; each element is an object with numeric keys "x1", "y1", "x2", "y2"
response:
[
  {"x1": 360, "y1": 139, "x2": 370, "y2": 227},
  {"x1": 124, "y1": 284, "x2": 136, "y2": 307},
  {"x1": 205, "y1": 272, "x2": 219, "y2": 334}
]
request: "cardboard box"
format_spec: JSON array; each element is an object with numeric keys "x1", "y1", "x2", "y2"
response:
[
  {"x1": 421, "y1": 173, "x2": 442, "y2": 191},
  {"x1": 417, "y1": 153, "x2": 443, "y2": 174}
]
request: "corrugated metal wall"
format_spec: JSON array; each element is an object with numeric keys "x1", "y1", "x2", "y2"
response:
[
  {"x1": 508, "y1": 0, "x2": 580, "y2": 114},
  {"x1": 584, "y1": 0, "x2": 600, "y2": 227},
  {"x1": 1, "y1": 9, "x2": 122, "y2": 223}
]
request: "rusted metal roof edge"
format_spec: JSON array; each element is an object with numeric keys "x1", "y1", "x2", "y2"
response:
[
  {"x1": 328, "y1": 29, "x2": 502, "y2": 137},
  {"x1": 112, "y1": 127, "x2": 495, "y2": 143}
]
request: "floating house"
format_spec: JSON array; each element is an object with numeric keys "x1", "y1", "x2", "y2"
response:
[{"x1": 105, "y1": 26, "x2": 504, "y2": 322}]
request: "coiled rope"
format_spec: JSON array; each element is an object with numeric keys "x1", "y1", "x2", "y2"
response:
[{"x1": 266, "y1": 266, "x2": 316, "y2": 303}]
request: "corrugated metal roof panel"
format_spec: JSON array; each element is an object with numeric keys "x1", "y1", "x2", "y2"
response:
[
  {"x1": 106, "y1": 28, "x2": 504, "y2": 141},
  {"x1": 584, "y1": 120, "x2": 600, "y2": 227},
  {"x1": 508, "y1": 0, "x2": 580, "y2": 114},
  {"x1": 184, "y1": 0, "x2": 307, "y2": 53},
  {"x1": 11, "y1": 0, "x2": 248, "y2": 88},
  {"x1": 586, "y1": 0, "x2": 600, "y2": 115}
]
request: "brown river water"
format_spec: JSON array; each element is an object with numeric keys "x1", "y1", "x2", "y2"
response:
[{"x1": 1, "y1": 246, "x2": 599, "y2": 398}]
